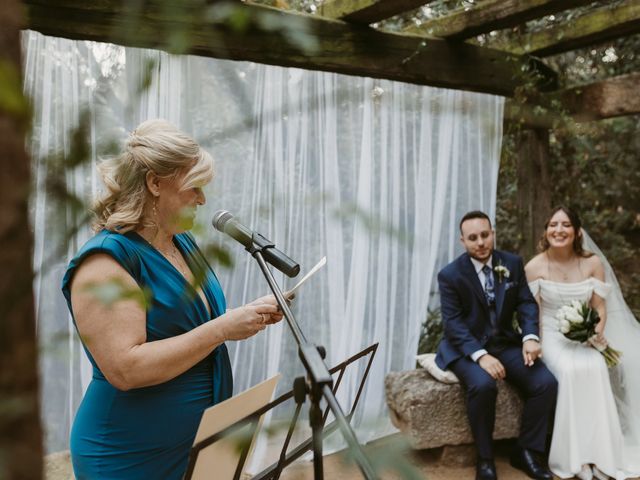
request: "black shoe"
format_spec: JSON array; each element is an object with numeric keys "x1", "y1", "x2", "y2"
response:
[
  {"x1": 476, "y1": 459, "x2": 497, "y2": 480},
  {"x1": 509, "y1": 448, "x2": 552, "y2": 480}
]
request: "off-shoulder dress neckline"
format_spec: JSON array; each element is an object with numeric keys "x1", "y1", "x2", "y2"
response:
[{"x1": 536, "y1": 277, "x2": 595, "y2": 286}]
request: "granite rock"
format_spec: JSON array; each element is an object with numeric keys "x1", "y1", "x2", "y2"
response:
[{"x1": 385, "y1": 369, "x2": 523, "y2": 449}]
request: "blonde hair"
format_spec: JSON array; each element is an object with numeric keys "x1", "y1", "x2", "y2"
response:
[{"x1": 92, "y1": 119, "x2": 214, "y2": 233}]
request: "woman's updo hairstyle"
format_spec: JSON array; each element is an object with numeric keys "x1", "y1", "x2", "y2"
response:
[{"x1": 92, "y1": 119, "x2": 214, "y2": 233}]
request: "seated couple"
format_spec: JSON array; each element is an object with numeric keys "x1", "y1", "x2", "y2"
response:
[{"x1": 435, "y1": 208, "x2": 640, "y2": 480}]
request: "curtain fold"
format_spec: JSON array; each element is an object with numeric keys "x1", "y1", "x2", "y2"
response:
[{"x1": 23, "y1": 31, "x2": 504, "y2": 455}]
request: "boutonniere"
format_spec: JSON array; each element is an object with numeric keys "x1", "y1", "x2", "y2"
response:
[{"x1": 494, "y1": 262, "x2": 511, "y2": 283}]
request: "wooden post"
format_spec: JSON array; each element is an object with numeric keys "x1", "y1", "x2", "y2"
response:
[
  {"x1": 516, "y1": 128, "x2": 551, "y2": 259},
  {"x1": 0, "y1": 1, "x2": 43, "y2": 479}
]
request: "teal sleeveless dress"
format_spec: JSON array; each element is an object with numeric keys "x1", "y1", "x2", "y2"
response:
[{"x1": 61, "y1": 230, "x2": 233, "y2": 479}]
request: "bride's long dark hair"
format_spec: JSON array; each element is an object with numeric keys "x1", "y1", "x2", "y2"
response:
[{"x1": 538, "y1": 205, "x2": 593, "y2": 257}]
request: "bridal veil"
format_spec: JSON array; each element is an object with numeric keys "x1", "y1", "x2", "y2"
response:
[{"x1": 582, "y1": 229, "x2": 640, "y2": 471}]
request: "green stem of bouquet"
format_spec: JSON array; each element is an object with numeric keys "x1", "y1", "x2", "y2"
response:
[{"x1": 602, "y1": 346, "x2": 622, "y2": 368}]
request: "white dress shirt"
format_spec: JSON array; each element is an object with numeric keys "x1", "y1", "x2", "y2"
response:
[{"x1": 468, "y1": 256, "x2": 539, "y2": 362}]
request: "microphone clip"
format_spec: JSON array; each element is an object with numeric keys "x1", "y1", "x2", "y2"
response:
[{"x1": 245, "y1": 232, "x2": 276, "y2": 256}]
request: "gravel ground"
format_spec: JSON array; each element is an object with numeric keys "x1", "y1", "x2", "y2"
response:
[{"x1": 279, "y1": 437, "x2": 640, "y2": 480}]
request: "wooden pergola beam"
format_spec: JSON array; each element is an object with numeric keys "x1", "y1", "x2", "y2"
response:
[
  {"x1": 320, "y1": 0, "x2": 434, "y2": 25},
  {"x1": 487, "y1": 0, "x2": 640, "y2": 57},
  {"x1": 22, "y1": 0, "x2": 557, "y2": 97},
  {"x1": 405, "y1": 0, "x2": 595, "y2": 40},
  {"x1": 552, "y1": 72, "x2": 640, "y2": 121},
  {"x1": 505, "y1": 72, "x2": 640, "y2": 127}
]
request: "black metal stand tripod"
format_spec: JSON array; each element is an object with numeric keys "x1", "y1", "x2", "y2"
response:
[{"x1": 247, "y1": 234, "x2": 376, "y2": 480}]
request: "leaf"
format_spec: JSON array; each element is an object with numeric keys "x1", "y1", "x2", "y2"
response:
[
  {"x1": 0, "y1": 60, "x2": 31, "y2": 121},
  {"x1": 202, "y1": 244, "x2": 234, "y2": 269},
  {"x1": 137, "y1": 58, "x2": 157, "y2": 95},
  {"x1": 83, "y1": 278, "x2": 152, "y2": 310}
]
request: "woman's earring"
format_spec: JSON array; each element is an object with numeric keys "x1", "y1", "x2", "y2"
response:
[{"x1": 152, "y1": 197, "x2": 158, "y2": 224}]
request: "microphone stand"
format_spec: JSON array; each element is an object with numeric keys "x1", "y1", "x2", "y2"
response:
[{"x1": 246, "y1": 233, "x2": 377, "y2": 480}]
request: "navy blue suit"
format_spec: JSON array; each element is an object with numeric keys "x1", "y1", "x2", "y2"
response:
[{"x1": 435, "y1": 250, "x2": 557, "y2": 460}]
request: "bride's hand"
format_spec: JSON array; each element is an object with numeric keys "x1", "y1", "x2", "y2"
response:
[
  {"x1": 522, "y1": 339, "x2": 542, "y2": 367},
  {"x1": 588, "y1": 334, "x2": 608, "y2": 351},
  {"x1": 594, "y1": 324, "x2": 608, "y2": 345}
]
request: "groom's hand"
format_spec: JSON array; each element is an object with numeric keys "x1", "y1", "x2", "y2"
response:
[
  {"x1": 478, "y1": 354, "x2": 506, "y2": 380},
  {"x1": 522, "y1": 339, "x2": 542, "y2": 367}
]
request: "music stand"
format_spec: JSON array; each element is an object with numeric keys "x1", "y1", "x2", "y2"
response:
[
  {"x1": 183, "y1": 343, "x2": 378, "y2": 480},
  {"x1": 186, "y1": 375, "x2": 281, "y2": 480}
]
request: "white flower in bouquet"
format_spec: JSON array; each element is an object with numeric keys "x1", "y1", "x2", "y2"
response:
[
  {"x1": 555, "y1": 299, "x2": 622, "y2": 368},
  {"x1": 557, "y1": 304, "x2": 583, "y2": 324},
  {"x1": 567, "y1": 309, "x2": 584, "y2": 324},
  {"x1": 557, "y1": 306, "x2": 569, "y2": 320}
]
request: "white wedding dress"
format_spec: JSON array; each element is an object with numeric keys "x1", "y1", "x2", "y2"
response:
[{"x1": 528, "y1": 276, "x2": 640, "y2": 480}]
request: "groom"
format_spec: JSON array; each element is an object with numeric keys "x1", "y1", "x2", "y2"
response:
[{"x1": 435, "y1": 211, "x2": 557, "y2": 480}]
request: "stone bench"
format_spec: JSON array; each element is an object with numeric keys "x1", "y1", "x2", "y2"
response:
[{"x1": 384, "y1": 369, "x2": 524, "y2": 465}]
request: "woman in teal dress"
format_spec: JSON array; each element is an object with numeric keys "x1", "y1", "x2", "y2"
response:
[{"x1": 62, "y1": 120, "x2": 283, "y2": 479}]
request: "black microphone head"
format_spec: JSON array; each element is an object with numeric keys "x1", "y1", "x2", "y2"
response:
[{"x1": 212, "y1": 210, "x2": 233, "y2": 232}]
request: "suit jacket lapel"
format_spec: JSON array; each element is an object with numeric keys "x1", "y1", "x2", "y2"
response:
[
  {"x1": 461, "y1": 254, "x2": 489, "y2": 310},
  {"x1": 493, "y1": 251, "x2": 506, "y2": 320}
]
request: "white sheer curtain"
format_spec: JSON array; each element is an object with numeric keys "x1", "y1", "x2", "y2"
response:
[{"x1": 23, "y1": 31, "x2": 504, "y2": 454}]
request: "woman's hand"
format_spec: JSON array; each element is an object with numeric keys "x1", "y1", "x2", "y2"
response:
[
  {"x1": 522, "y1": 339, "x2": 542, "y2": 367},
  {"x1": 248, "y1": 294, "x2": 292, "y2": 324},
  {"x1": 594, "y1": 321, "x2": 607, "y2": 343},
  {"x1": 588, "y1": 336, "x2": 608, "y2": 350},
  {"x1": 221, "y1": 304, "x2": 281, "y2": 341},
  {"x1": 248, "y1": 294, "x2": 278, "y2": 307}
]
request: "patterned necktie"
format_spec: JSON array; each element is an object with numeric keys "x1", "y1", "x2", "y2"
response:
[{"x1": 482, "y1": 265, "x2": 495, "y2": 307}]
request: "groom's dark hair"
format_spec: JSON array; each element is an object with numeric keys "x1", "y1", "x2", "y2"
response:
[{"x1": 459, "y1": 211, "x2": 492, "y2": 233}]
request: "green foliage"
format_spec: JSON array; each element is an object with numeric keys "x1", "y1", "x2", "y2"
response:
[
  {"x1": 499, "y1": 45, "x2": 640, "y2": 318},
  {"x1": 418, "y1": 306, "x2": 442, "y2": 354},
  {"x1": 0, "y1": 60, "x2": 30, "y2": 122},
  {"x1": 83, "y1": 278, "x2": 153, "y2": 310},
  {"x1": 499, "y1": 118, "x2": 640, "y2": 319},
  {"x1": 498, "y1": 25, "x2": 640, "y2": 318},
  {"x1": 201, "y1": 244, "x2": 235, "y2": 270},
  {"x1": 207, "y1": 2, "x2": 321, "y2": 54},
  {"x1": 248, "y1": 0, "x2": 322, "y2": 15},
  {"x1": 545, "y1": 34, "x2": 640, "y2": 87}
]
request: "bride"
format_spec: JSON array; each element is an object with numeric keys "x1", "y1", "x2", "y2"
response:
[{"x1": 525, "y1": 206, "x2": 640, "y2": 480}]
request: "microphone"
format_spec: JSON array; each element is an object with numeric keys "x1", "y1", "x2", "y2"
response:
[{"x1": 212, "y1": 210, "x2": 300, "y2": 278}]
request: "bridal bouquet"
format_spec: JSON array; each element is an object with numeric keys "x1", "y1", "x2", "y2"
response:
[{"x1": 556, "y1": 300, "x2": 622, "y2": 367}]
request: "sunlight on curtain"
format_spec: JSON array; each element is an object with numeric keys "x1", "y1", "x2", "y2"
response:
[{"x1": 23, "y1": 30, "x2": 504, "y2": 455}]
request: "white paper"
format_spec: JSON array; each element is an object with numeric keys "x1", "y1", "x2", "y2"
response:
[{"x1": 284, "y1": 256, "x2": 326, "y2": 298}]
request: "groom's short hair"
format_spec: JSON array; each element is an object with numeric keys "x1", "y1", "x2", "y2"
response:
[{"x1": 459, "y1": 211, "x2": 492, "y2": 233}]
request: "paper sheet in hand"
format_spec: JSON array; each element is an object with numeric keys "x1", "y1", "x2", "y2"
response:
[
  {"x1": 190, "y1": 374, "x2": 280, "y2": 480},
  {"x1": 285, "y1": 256, "x2": 326, "y2": 298}
]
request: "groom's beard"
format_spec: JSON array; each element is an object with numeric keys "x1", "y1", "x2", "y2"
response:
[{"x1": 468, "y1": 247, "x2": 492, "y2": 263}]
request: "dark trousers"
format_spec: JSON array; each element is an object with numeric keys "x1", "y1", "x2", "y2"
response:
[{"x1": 449, "y1": 345, "x2": 558, "y2": 460}]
